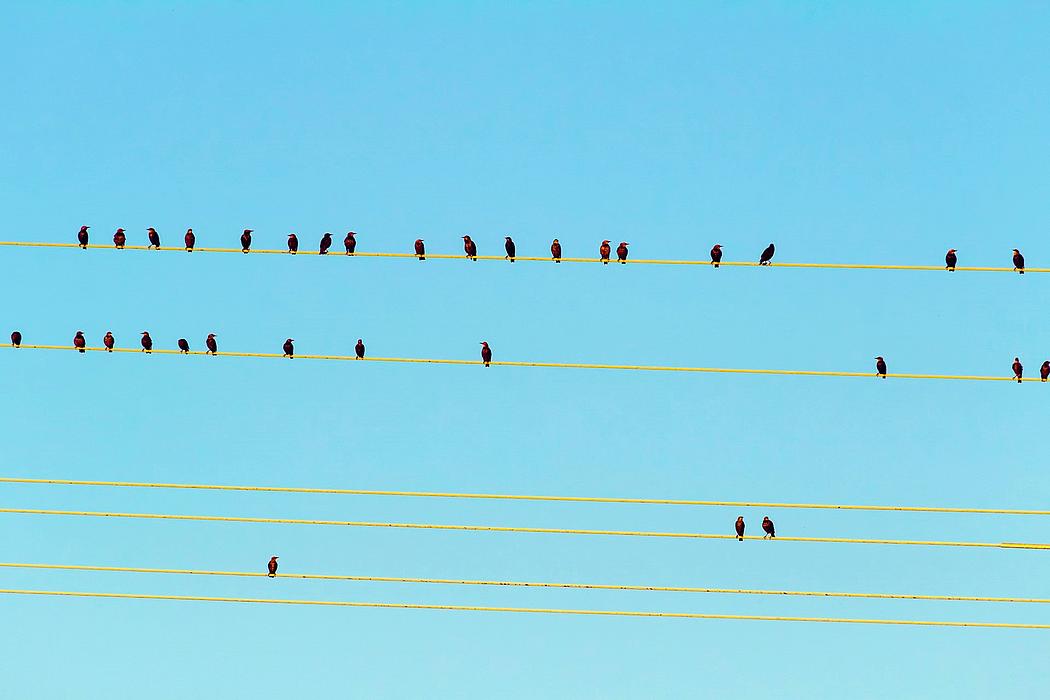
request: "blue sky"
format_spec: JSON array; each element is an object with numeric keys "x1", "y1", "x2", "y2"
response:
[{"x1": 1, "y1": 2, "x2": 1049, "y2": 697}]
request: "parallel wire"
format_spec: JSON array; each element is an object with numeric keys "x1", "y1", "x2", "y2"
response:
[
  {"x1": 2, "y1": 561, "x2": 1046, "y2": 605},
  {"x1": 3, "y1": 507, "x2": 1047, "y2": 550},
  {"x1": 1, "y1": 588, "x2": 1046, "y2": 628},
  {"x1": 2, "y1": 476, "x2": 1046, "y2": 516},
  {"x1": 2, "y1": 344, "x2": 1043, "y2": 383},
  {"x1": 0, "y1": 240, "x2": 1043, "y2": 273}
]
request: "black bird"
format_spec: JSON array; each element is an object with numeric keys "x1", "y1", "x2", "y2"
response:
[
  {"x1": 1013, "y1": 357, "x2": 1023, "y2": 383},
  {"x1": 113, "y1": 228, "x2": 126, "y2": 249},
  {"x1": 147, "y1": 227, "x2": 160, "y2": 249},
  {"x1": 73, "y1": 331, "x2": 86, "y2": 353},
  {"x1": 267, "y1": 556, "x2": 278, "y2": 578},
  {"x1": 287, "y1": 233, "x2": 298, "y2": 254},
  {"x1": 205, "y1": 333, "x2": 218, "y2": 355},
  {"x1": 319, "y1": 232, "x2": 332, "y2": 255},
  {"x1": 355, "y1": 339, "x2": 365, "y2": 359},
  {"x1": 184, "y1": 228, "x2": 195, "y2": 251},
  {"x1": 505, "y1": 236, "x2": 516, "y2": 262},
  {"x1": 735, "y1": 516, "x2": 745, "y2": 541},
  {"x1": 103, "y1": 332, "x2": 115, "y2": 352},
  {"x1": 283, "y1": 338, "x2": 294, "y2": 358},
  {"x1": 463, "y1": 235, "x2": 477, "y2": 261},
  {"x1": 1013, "y1": 249, "x2": 1025, "y2": 274},
  {"x1": 414, "y1": 238, "x2": 426, "y2": 260},
  {"x1": 240, "y1": 229, "x2": 253, "y2": 253},
  {"x1": 480, "y1": 341, "x2": 492, "y2": 367},
  {"x1": 11, "y1": 331, "x2": 21, "y2": 347},
  {"x1": 875, "y1": 356, "x2": 887, "y2": 378},
  {"x1": 178, "y1": 338, "x2": 190, "y2": 353},
  {"x1": 77, "y1": 225, "x2": 89, "y2": 249},
  {"x1": 762, "y1": 517, "x2": 775, "y2": 538},
  {"x1": 599, "y1": 240, "x2": 611, "y2": 264},
  {"x1": 140, "y1": 331, "x2": 153, "y2": 353},
  {"x1": 710, "y1": 244, "x2": 723, "y2": 267},
  {"x1": 616, "y1": 242, "x2": 629, "y2": 264},
  {"x1": 945, "y1": 248, "x2": 957, "y2": 271},
  {"x1": 344, "y1": 231, "x2": 357, "y2": 255},
  {"x1": 759, "y1": 243, "x2": 775, "y2": 265},
  {"x1": 551, "y1": 238, "x2": 562, "y2": 262},
  {"x1": 1041, "y1": 361, "x2": 1049, "y2": 382}
]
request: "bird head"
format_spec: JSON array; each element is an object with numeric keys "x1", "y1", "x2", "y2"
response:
[
  {"x1": 347, "y1": 231, "x2": 357, "y2": 236},
  {"x1": 713, "y1": 244, "x2": 722, "y2": 249},
  {"x1": 505, "y1": 236, "x2": 512, "y2": 241},
  {"x1": 480, "y1": 342, "x2": 488, "y2": 346},
  {"x1": 553, "y1": 238, "x2": 559, "y2": 243},
  {"x1": 416, "y1": 238, "x2": 424, "y2": 242},
  {"x1": 286, "y1": 338, "x2": 294, "y2": 342},
  {"x1": 1013, "y1": 249, "x2": 1021, "y2": 254},
  {"x1": 1015, "y1": 357, "x2": 1020, "y2": 362},
  {"x1": 80, "y1": 226, "x2": 89, "y2": 231},
  {"x1": 601, "y1": 240, "x2": 610, "y2": 245},
  {"x1": 620, "y1": 242, "x2": 629, "y2": 246},
  {"x1": 147, "y1": 228, "x2": 156, "y2": 233},
  {"x1": 186, "y1": 228, "x2": 193, "y2": 233},
  {"x1": 323, "y1": 232, "x2": 331, "y2": 238},
  {"x1": 207, "y1": 334, "x2": 216, "y2": 338},
  {"x1": 244, "y1": 229, "x2": 253, "y2": 234},
  {"x1": 357, "y1": 338, "x2": 363, "y2": 343},
  {"x1": 141, "y1": 331, "x2": 149, "y2": 335},
  {"x1": 875, "y1": 356, "x2": 883, "y2": 361},
  {"x1": 462, "y1": 235, "x2": 470, "y2": 240},
  {"x1": 947, "y1": 248, "x2": 956, "y2": 253},
  {"x1": 288, "y1": 233, "x2": 296, "y2": 237},
  {"x1": 115, "y1": 228, "x2": 125, "y2": 234}
]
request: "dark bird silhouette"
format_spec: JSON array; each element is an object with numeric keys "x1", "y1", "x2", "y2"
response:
[
  {"x1": 616, "y1": 242, "x2": 629, "y2": 264},
  {"x1": 414, "y1": 238, "x2": 426, "y2": 260},
  {"x1": 113, "y1": 228, "x2": 126, "y2": 249},
  {"x1": 1013, "y1": 249, "x2": 1025, "y2": 274},
  {"x1": 762, "y1": 517, "x2": 775, "y2": 538},
  {"x1": 178, "y1": 338, "x2": 190, "y2": 353},
  {"x1": 77, "y1": 226, "x2": 89, "y2": 249},
  {"x1": 184, "y1": 228, "x2": 195, "y2": 252},
  {"x1": 319, "y1": 232, "x2": 332, "y2": 255},
  {"x1": 355, "y1": 339, "x2": 365, "y2": 359},
  {"x1": 267, "y1": 556, "x2": 278, "y2": 578},
  {"x1": 287, "y1": 233, "x2": 298, "y2": 254},
  {"x1": 875, "y1": 356, "x2": 887, "y2": 378},
  {"x1": 140, "y1": 331, "x2": 153, "y2": 353},
  {"x1": 1041, "y1": 361, "x2": 1049, "y2": 382},
  {"x1": 710, "y1": 244, "x2": 723, "y2": 267},
  {"x1": 146, "y1": 227, "x2": 160, "y2": 250},
  {"x1": 735, "y1": 516, "x2": 745, "y2": 541},
  {"x1": 344, "y1": 231, "x2": 357, "y2": 255},
  {"x1": 505, "y1": 236, "x2": 516, "y2": 262},
  {"x1": 599, "y1": 240, "x2": 611, "y2": 264},
  {"x1": 205, "y1": 333, "x2": 218, "y2": 355},
  {"x1": 240, "y1": 229, "x2": 253, "y2": 253},
  {"x1": 551, "y1": 238, "x2": 562, "y2": 262},
  {"x1": 11, "y1": 331, "x2": 21, "y2": 347},
  {"x1": 73, "y1": 331, "x2": 86, "y2": 353},
  {"x1": 1013, "y1": 357, "x2": 1023, "y2": 383},
  {"x1": 480, "y1": 341, "x2": 492, "y2": 367},
  {"x1": 103, "y1": 332, "x2": 115, "y2": 352},
  {"x1": 759, "y1": 243, "x2": 775, "y2": 265},
  {"x1": 283, "y1": 339, "x2": 294, "y2": 358},
  {"x1": 463, "y1": 235, "x2": 477, "y2": 260},
  {"x1": 945, "y1": 248, "x2": 957, "y2": 271}
]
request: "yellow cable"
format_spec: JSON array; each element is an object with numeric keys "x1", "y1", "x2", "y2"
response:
[
  {"x1": 2, "y1": 344, "x2": 1042, "y2": 382},
  {"x1": 0, "y1": 240, "x2": 1043, "y2": 273},
  {"x1": 2, "y1": 476, "x2": 1045, "y2": 516},
  {"x1": 3, "y1": 507, "x2": 1047, "y2": 550},
  {"x1": 1, "y1": 588, "x2": 1046, "y2": 628},
  {"x1": 2, "y1": 561, "x2": 1045, "y2": 604}
]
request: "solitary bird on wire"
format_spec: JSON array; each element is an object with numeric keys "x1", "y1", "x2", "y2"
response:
[
  {"x1": 762, "y1": 517, "x2": 776, "y2": 538},
  {"x1": 113, "y1": 228, "x2": 126, "y2": 249},
  {"x1": 355, "y1": 339, "x2": 365, "y2": 359},
  {"x1": 11, "y1": 331, "x2": 21, "y2": 347},
  {"x1": 344, "y1": 231, "x2": 358, "y2": 255},
  {"x1": 1013, "y1": 249, "x2": 1025, "y2": 274},
  {"x1": 77, "y1": 225, "x2": 89, "y2": 249},
  {"x1": 73, "y1": 331, "x2": 86, "y2": 353},
  {"x1": 319, "y1": 232, "x2": 332, "y2": 255},
  {"x1": 103, "y1": 332, "x2": 115, "y2": 352},
  {"x1": 505, "y1": 236, "x2": 516, "y2": 262},
  {"x1": 414, "y1": 239, "x2": 426, "y2": 260},
  {"x1": 735, "y1": 517, "x2": 745, "y2": 541},
  {"x1": 599, "y1": 240, "x2": 611, "y2": 264},
  {"x1": 1041, "y1": 361, "x2": 1049, "y2": 382},
  {"x1": 146, "y1": 227, "x2": 160, "y2": 250},
  {"x1": 178, "y1": 338, "x2": 190, "y2": 353},
  {"x1": 205, "y1": 333, "x2": 218, "y2": 355},
  {"x1": 283, "y1": 339, "x2": 294, "y2": 358},
  {"x1": 140, "y1": 331, "x2": 153, "y2": 353},
  {"x1": 875, "y1": 356, "x2": 887, "y2": 378},
  {"x1": 463, "y1": 235, "x2": 477, "y2": 261},
  {"x1": 1012, "y1": 357, "x2": 1023, "y2": 383},
  {"x1": 759, "y1": 243, "x2": 775, "y2": 265},
  {"x1": 945, "y1": 248, "x2": 957, "y2": 271},
  {"x1": 551, "y1": 238, "x2": 562, "y2": 262},
  {"x1": 240, "y1": 229, "x2": 253, "y2": 253},
  {"x1": 267, "y1": 556, "x2": 278, "y2": 578},
  {"x1": 184, "y1": 228, "x2": 195, "y2": 251},
  {"x1": 287, "y1": 233, "x2": 298, "y2": 254},
  {"x1": 480, "y1": 341, "x2": 492, "y2": 367},
  {"x1": 710, "y1": 244, "x2": 723, "y2": 267},
  {"x1": 616, "y1": 242, "x2": 629, "y2": 263}
]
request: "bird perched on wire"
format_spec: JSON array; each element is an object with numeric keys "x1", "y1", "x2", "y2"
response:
[
  {"x1": 762, "y1": 517, "x2": 775, "y2": 539},
  {"x1": 178, "y1": 338, "x2": 190, "y2": 354},
  {"x1": 146, "y1": 227, "x2": 160, "y2": 250},
  {"x1": 616, "y1": 242, "x2": 629, "y2": 264},
  {"x1": 184, "y1": 228, "x2": 195, "y2": 252},
  {"x1": 945, "y1": 249, "x2": 957, "y2": 271},
  {"x1": 875, "y1": 356, "x2": 887, "y2": 378},
  {"x1": 267, "y1": 556, "x2": 278, "y2": 578},
  {"x1": 599, "y1": 240, "x2": 611, "y2": 264},
  {"x1": 710, "y1": 244, "x2": 722, "y2": 267},
  {"x1": 463, "y1": 235, "x2": 477, "y2": 261},
  {"x1": 240, "y1": 229, "x2": 253, "y2": 253},
  {"x1": 1012, "y1": 357, "x2": 1023, "y2": 383},
  {"x1": 73, "y1": 331, "x2": 86, "y2": 353},
  {"x1": 103, "y1": 332, "x2": 115, "y2": 352},
  {"x1": 551, "y1": 238, "x2": 562, "y2": 263},
  {"x1": 319, "y1": 232, "x2": 332, "y2": 255},
  {"x1": 140, "y1": 331, "x2": 153, "y2": 353},
  {"x1": 283, "y1": 339, "x2": 294, "y2": 358},
  {"x1": 1013, "y1": 249, "x2": 1025, "y2": 274},
  {"x1": 113, "y1": 228, "x2": 126, "y2": 249},
  {"x1": 504, "y1": 236, "x2": 516, "y2": 262},
  {"x1": 205, "y1": 333, "x2": 218, "y2": 355},
  {"x1": 77, "y1": 226, "x2": 89, "y2": 249},
  {"x1": 759, "y1": 243, "x2": 775, "y2": 265},
  {"x1": 287, "y1": 233, "x2": 298, "y2": 254},
  {"x1": 480, "y1": 341, "x2": 492, "y2": 367},
  {"x1": 10, "y1": 331, "x2": 21, "y2": 347},
  {"x1": 344, "y1": 231, "x2": 357, "y2": 255},
  {"x1": 355, "y1": 339, "x2": 365, "y2": 359},
  {"x1": 414, "y1": 239, "x2": 426, "y2": 260},
  {"x1": 735, "y1": 517, "x2": 745, "y2": 541},
  {"x1": 1041, "y1": 361, "x2": 1049, "y2": 382}
]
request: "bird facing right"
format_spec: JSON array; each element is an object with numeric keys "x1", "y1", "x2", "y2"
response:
[
  {"x1": 77, "y1": 226, "x2": 90, "y2": 249},
  {"x1": 599, "y1": 240, "x2": 611, "y2": 264},
  {"x1": 178, "y1": 338, "x2": 190, "y2": 354},
  {"x1": 319, "y1": 232, "x2": 332, "y2": 255},
  {"x1": 73, "y1": 331, "x2": 86, "y2": 353},
  {"x1": 103, "y1": 332, "x2": 115, "y2": 352},
  {"x1": 10, "y1": 331, "x2": 21, "y2": 347},
  {"x1": 414, "y1": 239, "x2": 426, "y2": 261},
  {"x1": 945, "y1": 248, "x2": 957, "y2": 271},
  {"x1": 267, "y1": 556, "x2": 278, "y2": 578},
  {"x1": 616, "y1": 242, "x2": 629, "y2": 263},
  {"x1": 1041, "y1": 361, "x2": 1049, "y2": 382},
  {"x1": 240, "y1": 229, "x2": 253, "y2": 253},
  {"x1": 551, "y1": 238, "x2": 561, "y2": 262},
  {"x1": 759, "y1": 243, "x2": 775, "y2": 265},
  {"x1": 710, "y1": 244, "x2": 722, "y2": 267},
  {"x1": 283, "y1": 339, "x2": 294, "y2": 358},
  {"x1": 355, "y1": 339, "x2": 365, "y2": 359},
  {"x1": 184, "y1": 228, "x2": 195, "y2": 252}
]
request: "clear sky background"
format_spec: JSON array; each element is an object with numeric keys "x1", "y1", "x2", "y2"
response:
[{"x1": 1, "y1": 2, "x2": 1049, "y2": 697}]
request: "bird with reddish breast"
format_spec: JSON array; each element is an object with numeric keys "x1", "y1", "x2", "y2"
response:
[
  {"x1": 103, "y1": 332, "x2": 115, "y2": 352},
  {"x1": 240, "y1": 229, "x2": 253, "y2": 253},
  {"x1": 1012, "y1": 357, "x2": 1023, "y2": 383},
  {"x1": 184, "y1": 228, "x2": 195, "y2": 252},
  {"x1": 146, "y1": 227, "x2": 160, "y2": 250},
  {"x1": 616, "y1": 242, "x2": 629, "y2": 263},
  {"x1": 287, "y1": 233, "x2": 298, "y2": 254},
  {"x1": 599, "y1": 240, "x2": 611, "y2": 264},
  {"x1": 355, "y1": 339, "x2": 365, "y2": 359},
  {"x1": 480, "y1": 342, "x2": 492, "y2": 367},
  {"x1": 735, "y1": 517, "x2": 745, "y2": 541},
  {"x1": 77, "y1": 226, "x2": 89, "y2": 249},
  {"x1": 113, "y1": 228, "x2": 126, "y2": 249},
  {"x1": 178, "y1": 338, "x2": 190, "y2": 354},
  {"x1": 551, "y1": 238, "x2": 561, "y2": 263},
  {"x1": 945, "y1": 248, "x2": 957, "y2": 271},
  {"x1": 414, "y1": 239, "x2": 425, "y2": 260},
  {"x1": 344, "y1": 231, "x2": 357, "y2": 255},
  {"x1": 462, "y1": 235, "x2": 477, "y2": 261},
  {"x1": 267, "y1": 556, "x2": 278, "y2": 578},
  {"x1": 283, "y1": 339, "x2": 294, "y2": 358},
  {"x1": 710, "y1": 244, "x2": 722, "y2": 268},
  {"x1": 140, "y1": 331, "x2": 153, "y2": 353},
  {"x1": 762, "y1": 517, "x2": 776, "y2": 539},
  {"x1": 1013, "y1": 249, "x2": 1025, "y2": 274},
  {"x1": 10, "y1": 331, "x2": 21, "y2": 347},
  {"x1": 205, "y1": 334, "x2": 218, "y2": 355},
  {"x1": 73, "y1": 331, "x2": 86, "y2": 353}
]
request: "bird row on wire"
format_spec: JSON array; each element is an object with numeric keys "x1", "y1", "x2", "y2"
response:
[{"x1": 77, "y1": 226, "x2": 361, "y2": 256}]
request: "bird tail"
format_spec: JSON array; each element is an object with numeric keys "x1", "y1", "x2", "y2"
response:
[{"x1": 78, "y1": 349, "x2": 85, "y2": 353}]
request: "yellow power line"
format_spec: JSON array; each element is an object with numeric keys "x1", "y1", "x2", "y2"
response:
[
  {"x1": 2, "y1": 344, "x2": 1043, "y2": 383},
  {"x1": 3, "y1": 507, "x2": 1047, "y2": 550},
  {"x1": 3, "y1": 561, "x2": 1046, "y2": 605},
  {"x1": 0, "y1": 240, "x2": 1043, "y2": 274},
  {"x1": 2, "y1": 476, "x2": 1045, "y2": 516},
  {"x1": 1, "y1": 588, "x2": 1046, "y2": 628}
]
